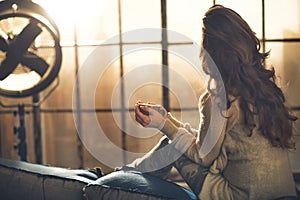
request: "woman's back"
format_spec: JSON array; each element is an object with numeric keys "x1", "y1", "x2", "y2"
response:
[
  {"x1": 223, "y1": 108, "x2": 296, "y2": 199},
  {"x1": 199, "y1": 98, "x2": 297, "y2": 200}
]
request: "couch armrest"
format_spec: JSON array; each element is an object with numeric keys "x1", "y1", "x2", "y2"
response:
[{"x1": 0, "y1": 158, "x2": 99, "y2": 200}]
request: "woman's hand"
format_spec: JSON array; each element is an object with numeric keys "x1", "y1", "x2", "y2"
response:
[{"x1": 134, "y1": 100, "x2": 167, "y2": 129}]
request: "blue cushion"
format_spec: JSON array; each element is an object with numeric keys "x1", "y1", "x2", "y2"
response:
[{"x1": 84, "y1": 167, "x2": 198, "y2": 200}]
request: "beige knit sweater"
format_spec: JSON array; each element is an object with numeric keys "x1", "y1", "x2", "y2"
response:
[{"x1": 161, "y1": 92, "x2": 297, "y2": 200}]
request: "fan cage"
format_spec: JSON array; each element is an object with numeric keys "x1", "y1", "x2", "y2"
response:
[{"x1": 0, "y1": 0, "x2": 62, "y2": 98}]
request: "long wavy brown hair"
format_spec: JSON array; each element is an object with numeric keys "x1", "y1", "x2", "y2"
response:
[{"x1": 201, "y1": 5, "x2": 297, "y2": 149}]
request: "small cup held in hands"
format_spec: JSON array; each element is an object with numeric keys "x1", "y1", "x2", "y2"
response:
[{"x1": 137, "y1": 103, "x2": 166, "y2": 116}]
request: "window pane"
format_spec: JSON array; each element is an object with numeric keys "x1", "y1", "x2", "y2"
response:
[
  {"x1": 81, "y1": 112, "x2": 123, "y2": 167},
  {"x1": 34, "y1": 0, "x2": 75, "y2": 42},
  {"x1": 42, "y1": 113, "x2": 80, "y2": 168},
  {"x1": 78, "y1": 46, "x2": 99, "y2": 67},
  {"x1": 121, "y1": 0, "x2": 161, "y2": 42},
  {"x1": 79, "y1": 46, "x2": 120, "y2": 109},
  {"x1": 125, "y1": 111, "x2": 163, "y2": 154},
  {"x1": 95, "y1": 60, "x2": 121, "y2": 109},
  {"x1": 167, "y1": 0, "x2": 212, "y2": 43},
  {"x1": 265, "y1": 42, "x2": 300, "y2": 106},
  {"x1": 216, "y1": 0, "x2": 262, "y2": 39},
  {"x1": 76, "y1": 45, "x2": 120, "y2": 109},
  {"x1": 35, "y1": 0, "x2": 120, "y2": 43},
  {"x1": 122, "y1": 44, "x2": 162, "y2": 106},
  {"x1": 0, "y1": 95, "x2": 32, "y2": 106},
  {"x1": 265, "y1": 0, "x2": 300, "y2": 39},
  {"x1": 169, "y1": 45, "x2": 207, "y2": 109},
  {"x1": 41, "y1": 48, "x2": 76, "y2": 109},
  {"x1": 76, "y1": 0, "x2": 119, "y2": 43}
]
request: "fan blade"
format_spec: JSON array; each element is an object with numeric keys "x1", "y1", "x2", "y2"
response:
[
  {"x1": 0, "y1": 36, "x2": 7, "y2": 51},
  {"x1": 20, "y1": 52, "x2": 49, "y2": 76},
  {"x1": 0, "y1": 54, "x2": 20, "y2": 80},
  {"x1": 13, "y1": 20, "x2": 42, "y2": 53},
  {"x1": 0, "y1": 20, "x2": 42, "y2": 80}
]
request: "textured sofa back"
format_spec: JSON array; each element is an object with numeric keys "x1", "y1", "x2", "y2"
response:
[{"x1": 0, "y1": 158, "x2": 99, "y2": 200}]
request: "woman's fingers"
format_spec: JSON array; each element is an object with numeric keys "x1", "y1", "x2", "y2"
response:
[
  {"x1": 134, "y1": 100, "x2": 167, "y2": 128},
  {"x1": 134, "y1": 101, "x2": 151, "y2": 126},
  {"x1": 152, "y1": 106, "x2": 167, "y2": 117},
  {"x1": 135, "y1": 113, "x2": 151, "y2": 127}
]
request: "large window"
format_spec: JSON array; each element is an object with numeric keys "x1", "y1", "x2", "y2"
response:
[{"x1": 0, "y1": 0, "x2": 299, "y2": 174}]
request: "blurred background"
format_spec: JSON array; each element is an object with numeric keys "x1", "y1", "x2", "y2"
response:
[{"x1": 0, "y1": 0, "x2": 299, "y2": 176}]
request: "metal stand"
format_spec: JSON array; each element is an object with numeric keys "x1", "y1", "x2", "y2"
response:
[
  {"x1": 13, "y1": 104, "x2": 27, "y2": 161},
  {"x1": 0, "y1": 78, "x2": 59, "y2": 163}
]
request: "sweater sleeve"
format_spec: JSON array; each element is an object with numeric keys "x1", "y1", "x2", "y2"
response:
[
  {"x1": 160, "y1": 92, "x2": 240, "y2": 167},
  {"x1": 163, "y1": 112, "x2": 198, "y2": 136}
]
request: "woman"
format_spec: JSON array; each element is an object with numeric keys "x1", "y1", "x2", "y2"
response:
[{"x1": 131, "y1": 5, "x2": 298, "y2": 200}]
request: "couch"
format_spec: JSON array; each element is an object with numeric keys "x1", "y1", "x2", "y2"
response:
[
  {"x1": 0, "y1": 157, "x2": 198, "y2": 200},
  {"x1": 1, "y1": 157, "x2": 299, "y2": 200}
]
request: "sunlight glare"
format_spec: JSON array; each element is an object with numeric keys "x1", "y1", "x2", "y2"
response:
[{"x1": 33, "y1": 0, "x2": 105, "y2": 28}]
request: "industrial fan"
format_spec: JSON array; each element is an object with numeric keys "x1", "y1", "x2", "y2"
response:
[{"x1": 0, "y1": 0, "x2": 62, "y2": 98}]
